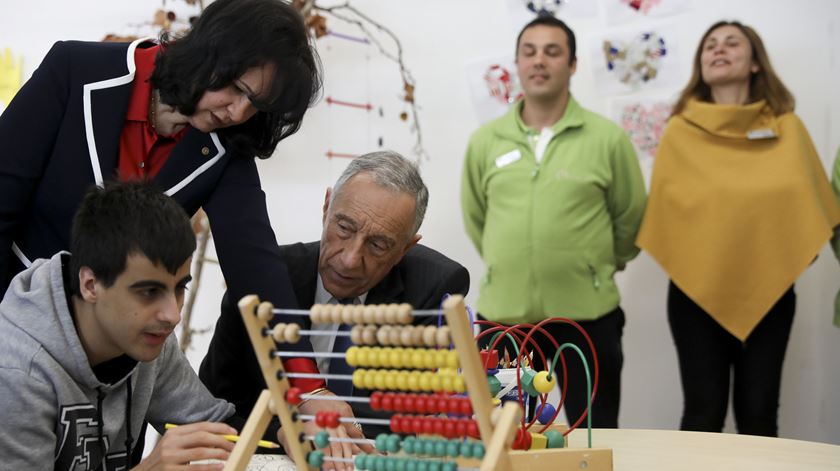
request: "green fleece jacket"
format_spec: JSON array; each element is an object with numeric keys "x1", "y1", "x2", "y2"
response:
[{"x1": 461, "y1": 97, "x2": 646, "y2": 323}]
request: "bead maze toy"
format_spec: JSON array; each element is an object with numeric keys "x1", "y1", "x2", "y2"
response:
[{"x1": 222, "y1": 294, "x2": 612, "y2": 471}]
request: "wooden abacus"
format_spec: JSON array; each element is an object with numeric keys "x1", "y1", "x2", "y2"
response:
[{"x1": 223, "y1": 294, "x2": 612, "y2": 471}]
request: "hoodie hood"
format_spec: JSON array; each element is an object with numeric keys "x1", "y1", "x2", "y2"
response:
[{"x1": 1, "y1": 252, "x2": 130, "y2": 390}]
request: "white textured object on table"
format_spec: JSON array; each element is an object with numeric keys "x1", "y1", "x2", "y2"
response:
[{"x1": 195, "y1": 455, "x2": 297, "y2": 471}]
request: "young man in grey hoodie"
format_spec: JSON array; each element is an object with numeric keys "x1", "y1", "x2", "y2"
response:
[{"x1": 0, "y1": 182, "x2": 236, "y2": 470}]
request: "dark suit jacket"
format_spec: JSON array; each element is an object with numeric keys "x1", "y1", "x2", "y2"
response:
[
  {"x1": 0, "y1": 39, "x2": 296, "y2": 309},
  {"x1": 199, "y1": 241, "x2": 470, "y2": 442}
]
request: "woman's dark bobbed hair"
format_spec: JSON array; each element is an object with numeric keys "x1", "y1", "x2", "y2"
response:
[{"x1": 151, "y1": 0, "x2": 322, "y2": 158}]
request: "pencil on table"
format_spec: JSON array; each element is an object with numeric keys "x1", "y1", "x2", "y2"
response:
[{"x1": 164, "y1": 423, "x2": 280, "y2": 449}]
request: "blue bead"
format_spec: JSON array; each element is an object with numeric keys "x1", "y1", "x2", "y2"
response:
[{"x1": 538, "y1": 403, "x2": 557, "y2": 424}]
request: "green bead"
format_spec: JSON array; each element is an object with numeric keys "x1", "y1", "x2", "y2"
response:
[
  {"x1": 387, "y1": 434, "x2": 402, "y2": 453},
  {"x1": 434, "y1": 440, "x2": 447, "y2": 457},
  {"x1": 423, "y1": 439, "x2": 436, "y2": 456},
  {"x1": 307, "y1": 450, "x2": 324, "y2": 468},
  {"x1": 520, "y1": 368, "x2": 539, "y2": 397},
  {"x1": 403, "y1": 436, "x2": 416, "y2": 454},
  {"x1": 376, "y1": 456, "x2": 389, "y2": 471},
  {"x1": 460, "y1": 440, "x2": 473, "y2": 458},
  {"x1": 376, "y1": 433, "x2": 390, "y2": 452},
  {"x1": 416, "y1": 459, "x2": 429, "y2": 471},
  {"x1": 487, "y1": 374, "x2": 501, "y2": 396},
  {"x1": 355, "y1": 454, "x2": 370, "y2": 470},
  {"x1": 427, "y1": 461, "x2": 441, "y2": 471},
  {"x1": 442, "y1": 462, "x2": 458, "y2": 471},
  {"x1": 446, "y1": 440, "x2": 461, "y2": 457},
  {"x1": 313, "y1": 430, "x2": 330, "y2": 449},
  {"x1": 405, "y1": 459, "x2": 418, "y2": 471},
  {"x1": 386, "y1": 457, "x2": 398, "y2": 471},
  {"x1": 473, "y1": 442, "x2": 485, "y2": 459},
  {"x1": 395, "y1": 458, "x2": 408, "y2": 471},
  {"x1": 545, "y1": 430, "x2": 565, "y2": 448}
]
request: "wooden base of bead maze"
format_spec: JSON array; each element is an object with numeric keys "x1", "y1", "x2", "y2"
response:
[{"x1": 223, "y1": 294, "x2": 612, "y2": 471}]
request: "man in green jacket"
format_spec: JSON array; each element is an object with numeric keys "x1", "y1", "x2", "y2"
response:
[{"x1": 461, "y1": 14, "x2": 646, "y2": 428}]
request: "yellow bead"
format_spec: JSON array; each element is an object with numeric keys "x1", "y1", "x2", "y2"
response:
[
  {"x1": 530, "y1": 433, "x2": 548, "y2": 450},
  {"x1": 430, "y1": 374, "x2": 442, "y2": 391},
  {"x1": 396, "y1": 371, "x2": 409, "y2": 391},
  {"x1": 390, "y1": 349, "x2": 402, "y2": 368},
  {"x1": 356, "y1": 347, "x2": 369, "y2": 366},
  {"x1": 492, "y1": 397, "x2": 502, "y2": 406},
  {"x1": 411, "y1": 350, "x2": 424, "y2": 369},
  {"x1": 364, "y1": 370, "x2": 377, "y2": 390},
  {"x1": 533, "y1": 371, "x2": 557, "y2": 394},
  {"x1": 419, "y1": 372, "x2": 431, "y2": 390},
  {"x1": 440, "y1": 374, "x2": 453, "y2": 392},
  {"x1": 446, "y1": 351, "x2": 460, "y2": 369},
  {"x1": 345, "y1": 346, "x2": 359, "y2": 366},
  {"x1": 423, "y1": 351, "x2": 437, "y2": 369},
  {"x1": 374, "y1": 371, "x2": 386, "y2": 390},
  {"x1": 407, "y1": 372, "x2": 420, "y2": 391},
  {"x1": 384, "y1": 371, "x2": 398, "y2": 390},
  {"x1": 435, "y1": 350, "x2": 448, "y2": 369},
  {"x1": 453, "y1": 375, "x2": 466, "y2": 393},
  {"x1": 352, "y1": 370, "x2": 365, "y2": 388}
]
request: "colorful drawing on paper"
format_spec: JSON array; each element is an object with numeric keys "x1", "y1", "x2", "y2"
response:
[
  {"x1": 603, "y1": 32, "x2": 667, "y2": 88},
  {"x1": 604, "y1": 0, "x2": 690, "y2": 25},
  {"x1": 524, "y1": 0, "x2": 567, "y2": 15},
  {"x1": 612, "y1": 99, "x2": 672, "y2": 160},
  {"x1": 484, "y1": 64, "x2": 522, "y2": 106},
  {"x1": 466, "y1": 55, "x2": 520, "y2": 124},
  {"x1": 620, "y1": 0, "x2": 662, "y2": 14}
]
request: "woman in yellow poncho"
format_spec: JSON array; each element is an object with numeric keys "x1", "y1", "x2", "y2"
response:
[{"x1": 637, "y1": 21, "x2": 840, "y2": 437}]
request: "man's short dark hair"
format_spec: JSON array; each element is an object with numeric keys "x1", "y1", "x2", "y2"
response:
[
  {"x1": 516, "y1": 13, "x2": 577, "y2": 65},
  {"x1": 70, "y1": 182, "x2": 196, "y2": 296},
  {"x1": 151, "y1": 0, "x2": 323, "y2": 159}
]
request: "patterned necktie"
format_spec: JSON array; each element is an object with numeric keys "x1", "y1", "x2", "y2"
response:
[{"x1": 328, "y1": 298, "x2": 356, "y2": 396}]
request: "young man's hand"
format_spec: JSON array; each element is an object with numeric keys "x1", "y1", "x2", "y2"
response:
[{"x1": 132, "y1": 422, "x2": 237, "y2": 470}]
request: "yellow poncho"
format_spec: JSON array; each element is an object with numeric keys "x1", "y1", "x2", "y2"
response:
[{"x1": 637, "y1": 99, "x2": 840, "y2": 340}]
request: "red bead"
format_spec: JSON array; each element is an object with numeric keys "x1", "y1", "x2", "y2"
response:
[
  {"x1": 480, "y1": 349, "x2": 499, "y2": 369},
  {"x1": 437, "y1": 396, "x2": 448, "y2": 414},
  {"x1": 467, "y1": 420, "x2": 480, "y2": 439},
  {"x1": 447, "y1": 397, "x2": 461, "y2": 415},
  {"x1": 381, "y1": 393, "x2": 394, "y2": 411},
  {"x1": 393, "y1": 394, "x2": 405, "y2": 412},
  {"x1": 433, "y1": 418, "x2": 446, "y2": 436},
  {"x1": 406, "y1": 394, "x2": 417, "y2": 412},
  {"x1": 422, "y1": 417, "x2": 435, "y2": 435},
  {"x1": 513, "y1": 428, "x2": 532, "y2": 450},
  {"x1": 444, "y1": 420, "x2": 457, "y2": 439},
  {"x1": 407, "y1": 416, "x2": 419, "y2": 434},
  {"x1": 370, "y1": 392, "x2": 383, "y2": 411},
  {"x1": 285, "y1": 387, "x2": 302, "y2": 405},
  {"x1": 327, "y1": 411, "x2": 341, "y2": 428},
  {"x1": 459, "y1": 398, "x2": 472, "y2": 415},
  {"x1": 315, "y1": 411, "x2": 326, "y2": 428},
  {"x1": 415, "y1": 395, "x2": 429, "y2": 414},
  {"x1": 455, "y1": 419, "x2": 467, "y2": 437},
  {"x1": 390, "y1": 414, "x2": 403, "y2": 433}
]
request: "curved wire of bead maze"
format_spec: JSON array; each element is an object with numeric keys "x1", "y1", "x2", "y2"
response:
[{"x1": 223, "y1": 295, "x2": 612, "y2": 471}]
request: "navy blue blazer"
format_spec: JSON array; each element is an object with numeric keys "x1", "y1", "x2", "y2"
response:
[
  {"x1": 0, "y1": 39, "x2": 297, "y2": 310},
  {"x1": 199, "y1": 241, "x2": 470, "y2": 442}
]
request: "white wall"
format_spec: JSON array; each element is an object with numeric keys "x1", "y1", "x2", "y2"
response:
[{"x1": 2, "y1": 0, "x2": 838, "y2": 445}]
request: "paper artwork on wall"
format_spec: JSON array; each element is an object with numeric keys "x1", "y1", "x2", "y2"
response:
[
  {"x1": 591, "y1": 29, "x2": 681, "y2": 94},
  {"x1": 604, "y1": 0, "x2": 691, "y2": 25},
  {"x1": 610, "y1": 96, "x2": 673, "y2": 161},
  {"x1": 465, "y1": 55, "x2": 521, "y2": 124},
  {"x1": 505, "y1": 0, "x2": 598, "y2": 33}
]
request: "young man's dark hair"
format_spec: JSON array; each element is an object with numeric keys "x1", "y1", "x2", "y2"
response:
[
  {"x1": 70, "y1": 182, "x2": 196, "y2": 296},
  {"x1": 151, "y1": 0, "x2": 323, "y2": 157},
  {"x1": 515, "y1": 13, "x2": 577, "y2": 65}
]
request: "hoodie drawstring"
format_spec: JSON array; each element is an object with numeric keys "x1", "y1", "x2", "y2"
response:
[
  {"x1": 124, "y1": 374, "x2": 134, "y2": 459},
  {"x1": 96, "y1": 388, "x2": 105, "y2": 468}
]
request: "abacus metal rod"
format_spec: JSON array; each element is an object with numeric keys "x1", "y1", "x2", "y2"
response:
[
  {"x1": 285, "y1": 372, "x2": 354, "y2": 381},
  {"x1": 271, "y1": 308, "x2": 445, "y2": 316},
  {"x1": 305, "y1": 435, "x2": 376, "y2": 446},
  {"x1": 299, "y1": 415, "x2": 392, "y2": 426}
]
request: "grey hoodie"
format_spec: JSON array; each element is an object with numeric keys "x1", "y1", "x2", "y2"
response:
[{"x1": 0, "y1": 253, "x2": 234, "y2": 470}]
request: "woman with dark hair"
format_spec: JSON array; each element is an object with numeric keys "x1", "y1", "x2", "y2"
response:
[
  {"x1": 637, "y1": 21, "x2": 840, "y2": 436},
  {"x1": 0, "y1": 0, "x2": 320, "y2": 315}
]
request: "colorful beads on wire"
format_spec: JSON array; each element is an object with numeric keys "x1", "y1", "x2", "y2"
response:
[
  {"x1": 350, "y1": 369, "x2": 465, "y2": 393},
  {"x1": 344, "y1": 346, "x2": 460, "y2": 370},
  {"x1": 310, "y1": 303, "x2": 414, "y2": 325}
]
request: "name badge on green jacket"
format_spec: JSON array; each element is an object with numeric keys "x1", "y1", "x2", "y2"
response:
[{"x1": 495, "y1": 149, "x2": 521, "y2": 168}]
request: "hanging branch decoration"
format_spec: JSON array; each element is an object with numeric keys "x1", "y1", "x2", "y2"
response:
[
  {"x1": 293, "y1": 0, "x2": 429, "y2": 162},
  {"x1": 325, "y1": 150, "x2": 361, "y2": 159},
  {"x1": 326, "y1": 96, "x2": 374, "y2": 111}
]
